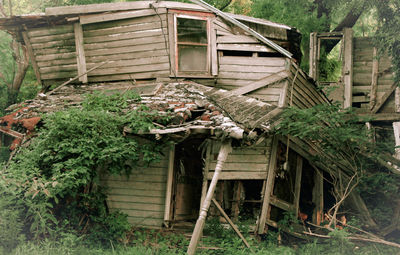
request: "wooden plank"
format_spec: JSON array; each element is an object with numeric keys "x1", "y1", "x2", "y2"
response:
[
  {"x1": 105, "y1": 181, "x2": 166, "y2": 190},
  {"x1": 343, "y1": 28, "x2": 353, "y2": 108},
  {"x1": 396, "y1": 87, "x2": 400, "y2": 113},
  {"x1": 219, "y1": 64, "x2": 285, "y2": 73},
  {"x1": 269, "y1": 196, "x2": 294, "y2": 212},
  {"x1": 37, "y1": 57, "x2": 77, "y2": 68},
  {"x1": 217, "y1": 35, "x2": 258, "y2": 44},
  {"x1": 84, "y1": 28, "x2": 166, "y2": 44},
  {"x1": 31, "y1": 39, "x2": 75, "y2": 50},
  {"x1": 28, "y1": 25, "x2": 74, "y2": 38},
  {"x1": 294, "y1": 156, "x2": 303, "y2": 215},
  {"x1": 83, "y1": 19, "x2": 164, "y2": 37},
  {"x1": 107, "y1": 201, "x2": 164, "y2": 212},
  {"x1": 371, "y1": 83, "x2": 398, "y2": 113},
  {"x1": 231, "y1": 70, "x2": 288, "y2": 96},
  {"x1": 85, "y1": 42, "x2": 166, "y2": 57},
  {"x1": 105, "y1": 188, "x2": 165, "y2": 198},
  {"x1": 258, "y1": 136, "x2": 278, "y2": 234},
  {"x1": 209, "y1": 162, "x2": 267, "y2": 171},
  {"x1": 218, "y1": 154, "x2": 268, "y2": 163},
  {"x1": 210, "y1": 20, "x2": 218, "y2": 76},
  {"x1": 74, "y1": 23, "x2": 87, "y2": 83},
  {"x1": 393, "y1": 122, "x2": 400, "y2": 159},
  {"x1": 218, "y1": 72, "x2": 276, "y2": 80},
  {"x1": 83, "y1": 35, "x2": 166, "y2": 50},
  {"x1": 108, "y1": 195, "x2": 165, "y2": 204},
  {"x1": 45, "y1": 1, "x2": 153, "y2": 15},
  {"x1": 217, "y1": 43, "x2": 275, "y2": 53},
  {"x1": 126, "y1": 217, "x2": 163, "y2": 228},
  {"x1": 89, "y1": 62, "x2": 169, "y2": 76},
  {"x1": 219, "y1": 56, "x2": 285, "y2": 66},
  {"x1": 312, "y1": 168, "x2": 324, "y2": 225},
  {"x1": 34, "y1": 48, "x2": 76, "y2": 57},
  {"x1": 206, "y1": 172, "x2": 268, "y2": 180},
  {"x1": 164, "y1": 146, "x2": 175, "y2": 223},
  {"x1": 29, "y1": 32, "x2": 75, "y2": 44},
  {"x1": 87, "y1": 70, "x2": 170, "y2": 82},
  {"x1": 309, "y1": 32, "x2": 318, "y2": 80},
  {"x1": 86, "y1": 49, "x2": 167, "y2": 64},
  {"x1": 278, "y1": 80, "x2": 289, "y2": 107},
  {"x1": 87, "y1": 56, "x2": 169, "y2": 69},
  {"x1": 107, "y1": 174, "x2": 167, "y2": 183},
  {"x1": 80, "y1": 8, "x2": 165, "y2": 24},
  {"x1": 21, "y1": 31, "x2": 42, "y2": 85},
  {"x1": 123, "y1": 209, "x2": 164, "y2": 219},
  {"x1": 41, "y1": 71, "x2": 78, "y2": 80},
  {"x1": 39, "y1": 64, "x2": 78, "y2": 74},
  {"x1": 168, "y1": 13, "x2": 176, "y2": 77}
]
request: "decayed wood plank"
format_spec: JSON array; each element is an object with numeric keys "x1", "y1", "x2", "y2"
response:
[
  {"x1": 80, "y1": 8, "x2": 166, "y2": 25},
  {"x1": 231, "y1": 70, "x2": 288, "y2": 96},
  {"x1": 84, "y1": 28, "x2": 166, "y2": 44},
  {"x1": 219, "y1": 56, "x2": 285, "y2": 66},
  {"x1": 34, "y1": 47, "x2": 76, "y2": 57},
  {"x1": 217, "y1": 43, "x2": 275, "y2": 53},
  {"x1": 89, "y1": 62, "x2": 169, "y2": 76},
  {"x1": 74, "y1": 23, "x2": 87, "y2": 83},
  {"x1": 396, "y1": 87, "x2": 400, "y2": 113},
  {"x1": 258, "y1": 136, "x2": 279, "y2": 234},
  {"x1": 208, "y1": 162, "x2": 267, "y2": 171},
  {"x1": 28, "y1": 24, "x2": 74, "y2": 38},
  {"x1": 85, "y1": 42, "x2": 166, "y2": 57},
  {"x1": 210, "y1": 154, "x2": 268, "y2": 163},
  {"x1": 87, "y1": 55, "x2": 169, "y2": 69},
  {"x1": 108, "y1": 195, "x2": 165, "y2": 204},
  {"x1": 218, "y1": 72, "x2": 276, "y2": 80},
  {"x1": 86, "y1": 49, "x2": 167, "y2": 63},
  {"x1": 210, "y1": 20, "x2": 218, "y2": 76},
  {"x1": 393, "y1": 122, "x2": 400, "y2": 159},
  {"x1": 219, "y1": 64, "x2": 285, "y2": 73},
  {"x1": 29, "y1": 32, "x2": 75, "y2": 44},
  {"x1": 343, "y1": 28, "x2": 353, "y2": 108},
  {"x1": 31, "y1": 39, "x2": 75, "y2": 50},
  {"x1": 105, "y1": 180, "x2": 166, "y2": 191},
  {"x1": 84, "y1": 19, "x2": 164, "y2": 37},
  {"x1": 37, "y1": 57, "x2": 77, "y2": 68},
  {"x1": 108, "y1": 201, "x2": 164, "y2": 212},
  {"x1": 200, "y1": 142, "x2": 212, "y2": 207},
  {"x1": 206, "y1": 172, "x2": 268, "y2": 180},
  {"x1": 278, "y1": 80, "x2": 289, "y2": 107},
  {"x1": 211, "y1": 198, "x2": 252, "y2": 249},
  {"x1": 21, "y1": 31, "x2": 41, "y2": 85},
  {"x1": 40, "y1": 64, "x2": 78, "y2": 74},
  {"x1": 122, "y1": 209, "x2": 164, "y2": 218},
  {"x1": 309, "y1": 32, "x2": 318, "y2": 80},
  {"x1": 84, "y1": 35, "x2": 165, "y2": 50},
  {"x1": 217, "y1": 34, "x2": 258, "y2": 44},
  {"x1": 167, "y1": 13, "x2": 176, "y2": 76},
  {"x1": 163, "y1": 146, "x2": 175, "y2": 224},
  {"x1": 294, "y1": 156, "x2": 303, "y2": 215},
  {"x1": 312, "y1": 168, "x2": 324, "y2": 225},
  {"x1": 371, "y1": 83, "x2": 398, "y2": 113},
  {"x1": 87, "y1": 70, "x2": 169, "y2": 82},
  {"x1": 269, "y1": 196, "x2": 294, "y2": 212}
]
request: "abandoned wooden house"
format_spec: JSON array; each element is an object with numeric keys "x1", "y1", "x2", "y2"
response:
[{"x1": 0, "y1": 1, "x2": 374, "y2": 235}]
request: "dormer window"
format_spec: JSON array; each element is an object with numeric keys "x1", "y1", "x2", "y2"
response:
[{"x1": 169, "y1": 10, "x2": 216, "y2": 77}]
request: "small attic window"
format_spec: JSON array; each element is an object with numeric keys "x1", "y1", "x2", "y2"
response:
[{"x1": 169, "y1": 10, "x2": 216, "y2": 77}]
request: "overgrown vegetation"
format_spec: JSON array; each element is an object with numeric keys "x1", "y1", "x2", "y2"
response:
[{"x1": 0, "y1": 91, "x2": 166, "y2": 251}]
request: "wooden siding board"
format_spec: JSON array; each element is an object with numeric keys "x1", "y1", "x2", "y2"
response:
[
  {"x1": 83, "y1": 28, "x2": 166, "y2": 44},
  {"x1": 84, "y1": 42, "x2": 166, "y2": 57},
  {"x1": 219, "y1": 64, "x2": 285, "y2": 73},
  {"x1": 74, "y1": 22, "x2": 88, "y2": 83},
  {"x1": 87, "y1": 71, "x2": 169, "y2": 82},
  {"x1": 83, "y1": 20, "x2": 165, "y2": 37},
  {"x1": 83, "y1": 35, "x2": 166, "y2": 50},
  {"x1": 28, "y1": 24, "x2": 74, "y2": 38},
  {"x1": 88, "y1": 62, "x2": 169, "y2": 76},
  {"x1": 80, "y1": 8, "x2": 166, "y2": 25},
  {"x1": 217, "y1": 43, "x2": 275, "y2": 52},
  {"x1": 86, "y1": 49, "x2": 167, "y2": 63},
  {"x1": 219, "y1": 56, "x2": 286, "y2": 66}
]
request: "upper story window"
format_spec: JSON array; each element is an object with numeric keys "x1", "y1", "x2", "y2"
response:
[{"x1": 169, "y1": 10, "x2": 216, "y2": 77}]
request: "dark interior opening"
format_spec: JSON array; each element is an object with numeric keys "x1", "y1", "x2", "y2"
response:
[
  {"x1": 172, "y1": 138, "x2": 204, "y2": 223},
  {"x1": 323, "y1": 171, "x2": 336, "y2": 217},
  {"x1": 221, "y1": 50, "x2": 253, "y2": 57},
  {"x1": 258, "y1": 52, "x2": 284, "y2": 58},
  {"x1": 299, "y1": 159, "x2": 316, "y2": 222}
]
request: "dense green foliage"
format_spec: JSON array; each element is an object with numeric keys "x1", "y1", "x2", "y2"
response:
[{"x1": 0, "y1": 91, "x2": 166, "y2": 251}]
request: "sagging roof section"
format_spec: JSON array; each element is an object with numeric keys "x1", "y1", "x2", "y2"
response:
[{"x1": 0, "y1": 81, "x2": 282, "y2": 146}]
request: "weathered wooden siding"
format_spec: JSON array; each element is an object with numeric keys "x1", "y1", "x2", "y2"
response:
[
  {"x1": 27, "y1": 24, "x2": 77, "y2": 81},
  {"x1": 207, "y1": 137, "x2": 272, "y2": 180},
  {"x1": 286, "y1": 63, "x2": 329, "y2": 109},
  {"x1": 101, "y1": 155, "x2": 169, "y2": 228},
  {"x1": 83, "y1": 11, "x2": 170, "y2": 82},
  {"x1": 352, "y1": 38, "x2": 394, "y2": 111}
]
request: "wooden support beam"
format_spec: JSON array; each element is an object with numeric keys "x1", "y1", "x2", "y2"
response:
[
  {"x1": 73, "y1": 23, "x2": 87, "y2": 83},
  {"x1": 371, "y1": 83, "x2": 398, "y2": 114},
  {"x1": 396, "y1": 87, "x2": 400, "y2": 113},
  {"x1": 309, "y1": 32, "x2": 318, "y2": 80},
  {"x1": 163, "y1": 145, "x2": 175, "y2": 226},
  {"x1": 210, "y1": 20, "x2": 218, "y2": 76},
  {"x1": 230, "y1": 70, "x2": 288, "y2": 96},
  {"x1": 294, "y1": 155, "x2": 303, "y2": 215},
  {"x1": 369, "y1": 47, "x2": 379, "y2": 110},
  {"x1": 231, "y1": 181, "x2": 243, "y2": 221},
  {"x1": 80, "y1": 9, "x2": 166, "y2": 24},
  {"x1": 312, "y1": 168, "x2": 324, "y2": 225},
  {"x1": 258, "y1": 136, "x2": 279, "y2": 234},
  {"x1": 21, "y1": 31, "x2": 42, "y2": 86},
  {"x1": 200, "y1": 142, "x2": 212, "y2": 207},
  {"x1": 211, "y1": 198, "x2": 252, "y2": 250},
  {"x1": 343, "y1": 28, "x2": 353, "y2": 109},
  {"x1": 393, "y1": 122, "x2": 400, "y2": 160},
  {"x1": 187, "y1": 140, "x2": 232, "y2": 255}
]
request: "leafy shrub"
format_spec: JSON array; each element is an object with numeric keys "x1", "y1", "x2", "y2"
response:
[{"x1": 0, "y1": 91, "x2": 166, "y2": 248}]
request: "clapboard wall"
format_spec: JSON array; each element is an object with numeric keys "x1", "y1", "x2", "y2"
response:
[
  {"x1": 352, "y1": 38, "x2": 394, "y2": 111},
  {"x1": 206, "y1": 137, "x2": 272, "y2": 180},
  {"x1": 101, "y1": 154, "x2": 169, "y2": 228}
]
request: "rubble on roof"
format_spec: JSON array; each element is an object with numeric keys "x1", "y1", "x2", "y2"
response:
[{"x1": 0, "y1": 81, "x2": 283, "y2": 148}]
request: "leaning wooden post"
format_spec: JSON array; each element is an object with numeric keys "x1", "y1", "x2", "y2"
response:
[{"x1": 187, "y1": 140, "x2": 232, "y2": 255}]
